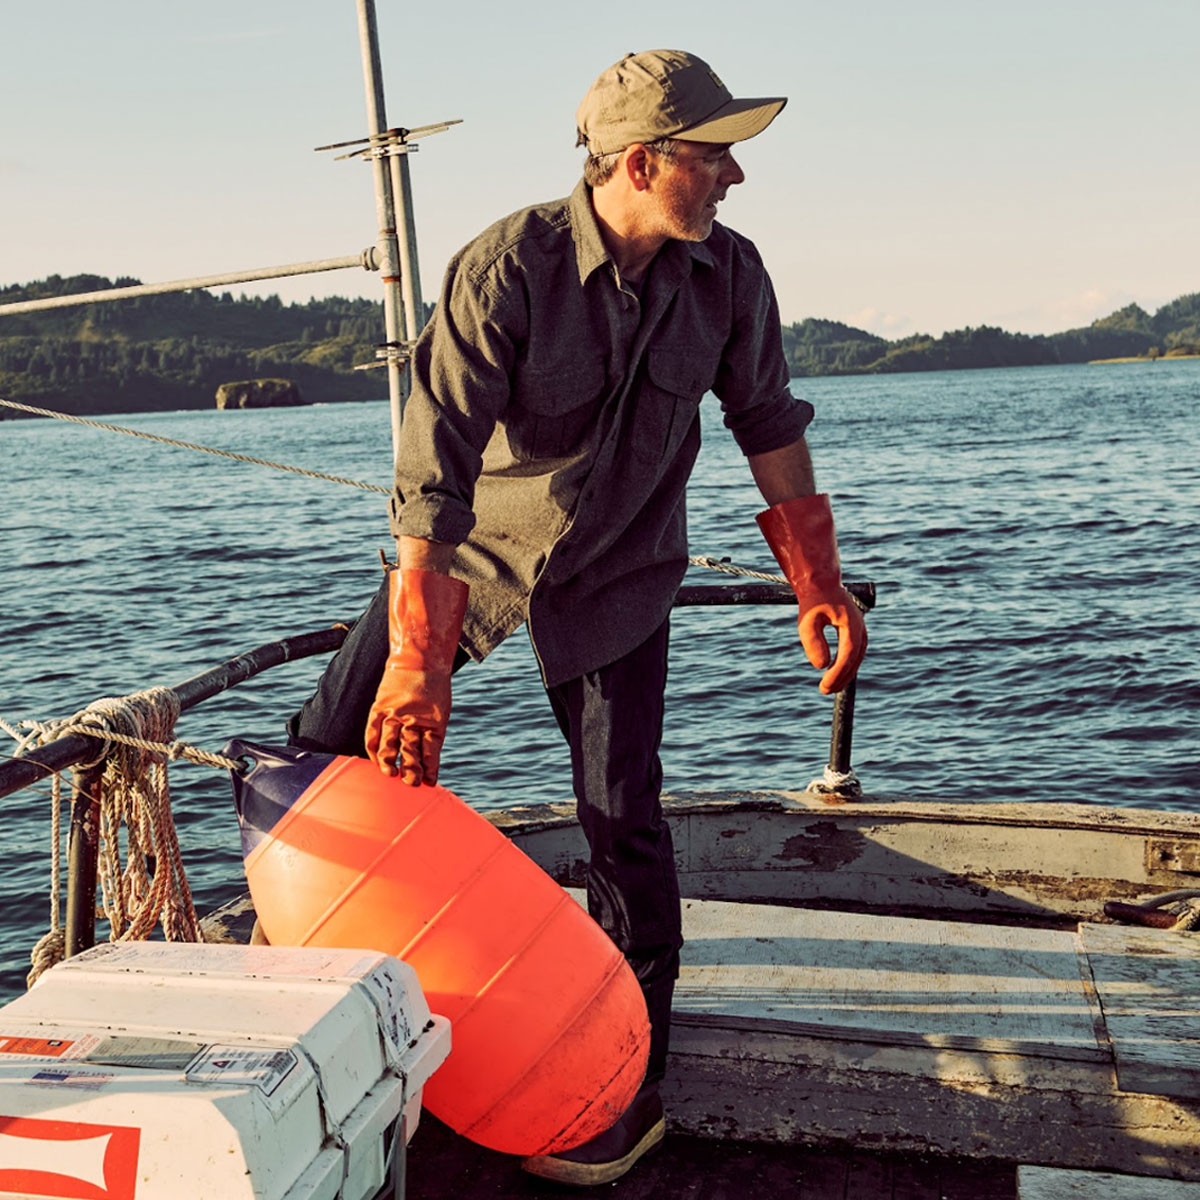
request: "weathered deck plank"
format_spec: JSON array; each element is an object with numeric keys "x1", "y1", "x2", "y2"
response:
[
  {"x1": 661, "y1": 898, "x2": 1200, "y2": 1181},
  {"x1": 673, "y1": 897, "x2": 1105, "y2": 1059},
  {"x1": 1018, "y1": 1165, "x2": 1200, "y2": 1199},
  {"x1": 1080, "y1": 923, "x2": 1200, "y2": 1100},
  {"x1": 492, "y1": 794, "x2": 1200, "y2": 920}
]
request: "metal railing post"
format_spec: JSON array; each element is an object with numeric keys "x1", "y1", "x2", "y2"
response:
[
  {"x1": 390, "y1": 148, "x2": 424, "y2": 346},
  {"x1": 356, "y1": 0, "x2": 408, "y2": 462},
  {"x1": 828, "y1": 679, "x2": 858, "y2": 780},
  {"x1": 64, "y1": 761, "x2": 103, "y2": 957}
]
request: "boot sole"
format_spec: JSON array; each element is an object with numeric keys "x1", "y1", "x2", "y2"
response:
[{"x1": 520, "y1": 1117, "x2": 666, "y2": 1186}]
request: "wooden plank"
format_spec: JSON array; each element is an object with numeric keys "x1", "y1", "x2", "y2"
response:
[
  {"x1": 498, "y1": 794, "x2": 1200, "y2": 920},
  {"x1": 672, "y1": 897, "x2": 1106, "y2": 1061},
  {"x1": 650, "y1": 895, "x2": 1200, "y2": 1178},
  {"x1": 666, "y1": 1022, "x2": 1200, "y2": 1179},
  {"x1": 1080, "y1": 923, "x2": 1200, "y2": 1100},
  {"x1": 1018, "y1": 1165, "x2": 1200, "y2": 1199}
]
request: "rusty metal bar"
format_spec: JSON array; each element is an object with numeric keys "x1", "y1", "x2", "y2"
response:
[
  {"x1": 676, "y1": 580, "x2": 874, "y2": 794},
  {"x1": 828, "y1": 679, "x2": 858, "y2": 777},
  {"x1": 64, "y1": 761, "x2": 104, "y2": 956},
  {"x1": 0, "y1": 625, "x2": 350, "y2": 802},
  {"x1": 674, "y1": 581, "x2": 875, "y2": 608},
  {"x1": 0, "y1": 254, "x2": 377, "y2": 317},
  {"x1": 675, "y1": 583, "x2": 793, "y2": 606}
]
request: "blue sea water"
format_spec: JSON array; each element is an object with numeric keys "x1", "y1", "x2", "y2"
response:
[{"x1": 2, "y1": 359, "x2": 1198, "y2": 1000}]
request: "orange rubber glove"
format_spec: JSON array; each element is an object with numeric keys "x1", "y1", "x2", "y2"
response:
[
  {"x1": 365, "y1": 567, "x2": 469, "y2": 784},
  {"x1": 756, "y1": 493, "x2": 867, "y2": 695}
]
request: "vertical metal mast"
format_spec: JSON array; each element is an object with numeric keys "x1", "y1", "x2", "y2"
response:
[{"x1": 356, "y1": 0, "x2": 407, "y2": 461}]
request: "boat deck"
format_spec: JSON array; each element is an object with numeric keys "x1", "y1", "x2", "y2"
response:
[
  {"x1": 206, "y1": 881, "x2": 1200, "y2": 1195},
  {"x1": 658, "y1": 896, "x2": 1200, "y2": 1184},
  {"x1": 404, "y1": 1115, "x2": 1017, "y2": 1198},
  {"x1": 448, "y1": 892, "x2": 1200, "y2": 1195}
]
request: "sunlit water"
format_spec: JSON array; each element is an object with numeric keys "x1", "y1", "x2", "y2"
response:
[{"x1": 2, "y1": 360, "x2": 1198, "y2": 998}]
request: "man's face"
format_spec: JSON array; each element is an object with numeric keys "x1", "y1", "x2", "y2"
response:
[{"x1": 650, "y1": 141, "x2": 746, "y2": 242}]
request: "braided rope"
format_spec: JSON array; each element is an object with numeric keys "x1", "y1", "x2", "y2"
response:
[
  {"x1": 0, "y1": 398, "x2": 388, "y2": 494},
  {"x1": 1, "y1": 717, "x2": 69, "y2": 985},
  {"x1": 1172, "y1": 900, "x2": 1200, "y2": 932},
  {"x1": 686, "y1": 554, "x2": 786, "y2": 584},
  {"x1": 17, "y1": 719, "x2": 244, "y2": 772},
  {"x1": 7, "y1": 689, "x2": 218, "y2": 982}
]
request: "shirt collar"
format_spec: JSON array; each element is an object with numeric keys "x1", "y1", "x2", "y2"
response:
[{"x1": 569, "y1": 178, "x2": 718, "y2": 286}]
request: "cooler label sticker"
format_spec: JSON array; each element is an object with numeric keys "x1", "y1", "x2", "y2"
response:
[
  {"x1": 186, "y1": 1045, "x2": 300, "y2": 1107},
  {"x1": 361, "y1": 962, "x2": 413, "y2": 1052},
  {"x1": 25, "y1": 1066, "x2": 114, "y2": 1092},
  {"x1": 0, "y1": 1031, "x2": 104, "y2": 1061},
  {"x1": 0, "y1": 1036, "x2": 74, "y2": 1058},
  {"x1": 0, "y1": 1114, "x2": 140, "y2": 1200},
  {"x1": 83, "y1": 1037, "x2": 206, "y2": 1072}
]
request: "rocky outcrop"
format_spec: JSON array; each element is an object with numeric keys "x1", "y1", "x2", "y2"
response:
[{"x1": 215, "y1": 378, "x2": 304, "y2": 409}]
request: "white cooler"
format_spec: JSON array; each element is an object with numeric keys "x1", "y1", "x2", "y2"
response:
[{"x1": 0, "y1": 941, "x2": 451, "y2": 1199}]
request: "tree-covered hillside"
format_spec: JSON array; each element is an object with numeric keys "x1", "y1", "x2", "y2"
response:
[
  {"x1": 1, "y1": 275, "x2": 1197, "y2": 416},
  {"x1": 782, "y1": 292, "x2": 1200, "y2": 377},
  {"x1": 0, "y1": 275, "x2": 388, "y2": 414}
]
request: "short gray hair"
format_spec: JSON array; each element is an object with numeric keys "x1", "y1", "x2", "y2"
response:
[{"x1": 576, "y1": 133, "x2": 680, "y2": 187}]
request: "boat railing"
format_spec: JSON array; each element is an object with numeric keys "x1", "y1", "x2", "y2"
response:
[{"x1": 0, "y1": 578, "x2": 874, "y2": 961}]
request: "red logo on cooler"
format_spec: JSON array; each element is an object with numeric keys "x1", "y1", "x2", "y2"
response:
[{"x1": 0, "y1": 1115, "x2": 140, "y2": 1199}]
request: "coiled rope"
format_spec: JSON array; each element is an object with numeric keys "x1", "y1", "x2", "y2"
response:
[
  {"x1": 0, "y1": 398, "x2": 789, "y2": 583},
  {"x1": 4, "y1": 689, "x2": 243, "y2": 986}
]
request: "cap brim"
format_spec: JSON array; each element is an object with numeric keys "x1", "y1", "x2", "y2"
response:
[{"x1": 673, "y1": 96, "x2": 787, "y2": 145}]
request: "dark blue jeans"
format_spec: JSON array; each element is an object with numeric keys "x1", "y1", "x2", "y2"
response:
[{"x1": 287, "y1": 574, "x2": 682, "y2": 1085}]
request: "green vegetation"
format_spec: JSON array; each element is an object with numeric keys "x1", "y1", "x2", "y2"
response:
[
  {"x1": 0, "y1": 275, "x2": 391, "y2": 414},
  {"x1": 782, "y1": 293, "x2": 1200, "y2": 378},
  {"x1": 0, "y1": 275, "x2": 1198, "y2": 416}
]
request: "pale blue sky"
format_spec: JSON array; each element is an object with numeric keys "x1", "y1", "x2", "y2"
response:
[{"x1": 2, "y1": 1, "x2": 1197, "y2": 337}]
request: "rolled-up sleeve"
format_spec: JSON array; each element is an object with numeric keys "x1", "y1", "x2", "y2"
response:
[
  {"x1": 713, "y1": 237, "x2": 813, "y2": 456},
  {"x1": 390, "y1": 255, "x2": 527, "y2": 544}
]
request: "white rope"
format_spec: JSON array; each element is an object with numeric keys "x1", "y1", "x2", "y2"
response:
[
  {"x1": 687, "y1": 554, "x2": 786, "y2": 584},
  {"x1": 8, "y1": 689, "x2": 212, "y2": 985},
  {"x1": 807, "y1": 765, "x2": 862, "y2": 796},
  {"x1": 1170, "y1": 900, "x2": 1200, "y2": 932},
  {"x1": 0, "y1": 398, "x2": 388, "y2": 494}
]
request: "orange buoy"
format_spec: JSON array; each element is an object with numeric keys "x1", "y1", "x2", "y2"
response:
[{"x1": 228, "y1": 741, "x2": 648, "y2": 1155}]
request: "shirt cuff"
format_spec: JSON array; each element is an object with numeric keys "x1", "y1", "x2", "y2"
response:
[
  {"x1": 726, "y1": 391, "x2": 815, "y2": 457},
  {"x1": 389, "y1": 492, "x2": 477, "y2": 545}
]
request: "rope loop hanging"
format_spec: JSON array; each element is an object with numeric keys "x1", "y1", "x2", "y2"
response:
[{"x1": 8, "y1": 688, "x2": 218, "y2": 986}]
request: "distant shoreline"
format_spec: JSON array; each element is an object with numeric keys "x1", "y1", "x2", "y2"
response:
[{"x1": 1089, "y1": 353, "x2": 1200, "y2": 364}]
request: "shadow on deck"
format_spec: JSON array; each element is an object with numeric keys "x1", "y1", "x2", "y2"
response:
[{"x1": 405, "y1": 1114, "x2": 1017, "y2": 1199}]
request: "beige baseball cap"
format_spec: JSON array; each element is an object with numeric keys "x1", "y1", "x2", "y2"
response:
[{"x1": 576, "y1": 49, "x2": 786, "y2": 156}]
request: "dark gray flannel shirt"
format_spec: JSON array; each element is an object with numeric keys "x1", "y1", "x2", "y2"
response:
[{"x1": 391, "y1": 179, "x2": 813, "y2": 687}]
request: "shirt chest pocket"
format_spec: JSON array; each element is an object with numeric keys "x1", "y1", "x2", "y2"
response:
[
  {"x1": 634, "y1": 347, "x2": 718, "y2": 463},
  {"x1": 505, "y1": 355, "x2": 608, "y2": 460}
]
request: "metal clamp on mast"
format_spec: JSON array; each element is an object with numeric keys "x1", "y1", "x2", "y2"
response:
[{"x1": 328, "y1": 0, "x2": 460, "y2": 464}]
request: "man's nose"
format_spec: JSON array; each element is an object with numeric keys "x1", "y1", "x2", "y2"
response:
[{"x1": 721, "y1": 151, "x2": 746, "y2": 187}]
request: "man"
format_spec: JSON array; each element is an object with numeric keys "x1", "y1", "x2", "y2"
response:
[{"x1": 289, "y1": 48, "x2": 866, "y2": 1186}]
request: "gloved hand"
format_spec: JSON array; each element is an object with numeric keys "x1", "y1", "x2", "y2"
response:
[
  {"x1": 756, "y1": 493, "x2": 867, "y2": 695},
  {"x1": 365, "y1": 567, "x2": 469, "y2": 784}
]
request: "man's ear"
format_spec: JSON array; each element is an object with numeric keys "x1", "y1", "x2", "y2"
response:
[{"x1": 623, "y1": 143, "x2": 653, "y2": 192}]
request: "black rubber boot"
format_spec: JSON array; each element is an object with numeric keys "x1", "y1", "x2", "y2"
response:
[{"x1": 519, "y1": 1080, "x2": 665, "y2": 1186}]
